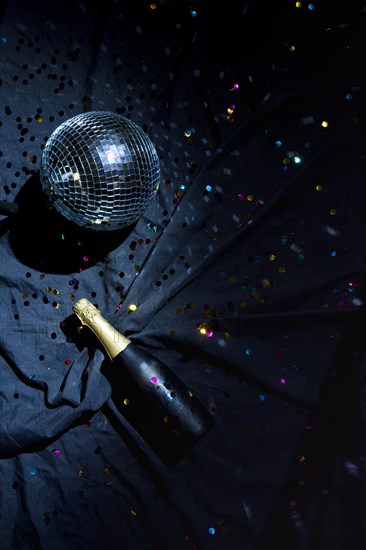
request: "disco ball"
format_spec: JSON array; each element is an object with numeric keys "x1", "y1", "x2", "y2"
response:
[{"x1": 40, "y1": 111, "x2": 160, "y2": 231}]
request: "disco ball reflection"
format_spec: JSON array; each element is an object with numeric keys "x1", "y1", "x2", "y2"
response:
[{"x1": 40, "y1": 111, "x2": 160, "y2": 231}]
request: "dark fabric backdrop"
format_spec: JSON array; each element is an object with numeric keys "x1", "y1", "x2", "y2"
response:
[{"x1": 1, "y1": 1, "x2": 366, "y2": 548}]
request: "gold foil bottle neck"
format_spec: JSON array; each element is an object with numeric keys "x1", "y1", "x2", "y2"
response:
[{"x1": 73, "y1": 298, "x2": 130, "y2": 360}]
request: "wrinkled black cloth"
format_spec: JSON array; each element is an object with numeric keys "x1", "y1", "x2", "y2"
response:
[{"x1": 1, "y1": 1, "x2": 366, "y2": 549}]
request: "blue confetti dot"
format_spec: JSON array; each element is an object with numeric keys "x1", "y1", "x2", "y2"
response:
[
  {"x1": 330, "y1": 250, "x2": 337, "y2": 257},
  {"x1": 259, "y1": 394, "x2": 266, "y2": 401},
  {"x1": 1, "y1": 37, "x2": 7, "y2": 44},
  {"x1": 245, "y1": 348, "x2": 253, "y2": 356},
  {"x1": 275, "y1": 140, "x2": 282, "y2": 148},
  {"x1": 208, "y1": 527, "x2": 216, "y2": 535},
  {"x1": 179, "y1": 184, "x2": 186, "y2": 190},
  {"x1": 308, "y1": 3, "x2": 315, "y2": 10},
  {"x1": 29, "y1": 467, "x2": 37, "y2": 476},
  {"x1": 205, "y1": 185, "x2": 212, "y2": 192},
  {"x1": 297, "y1": 253, "x2": 305, "y2": 260},
  {"x1": 346, "y1": 93, "x2": 353, "y2": 100},
  {"x1": 28, "y1": 374, "x2": 35, "y2": 380}
]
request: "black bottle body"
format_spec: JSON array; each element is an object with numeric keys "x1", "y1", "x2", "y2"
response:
[{"x1": 107, "y1": 344, "x2": 214, "y2": 466}]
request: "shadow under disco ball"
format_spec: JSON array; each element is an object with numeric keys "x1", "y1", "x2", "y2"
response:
[{"x1": 40, "y1": 111, "x2": 161, "y2": 231}]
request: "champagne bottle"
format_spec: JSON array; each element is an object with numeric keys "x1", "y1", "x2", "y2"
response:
[{"x1": 73, "y1": 298, "x2": 214, "y2": 466}]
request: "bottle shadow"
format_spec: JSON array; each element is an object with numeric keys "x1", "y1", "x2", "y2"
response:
[{"x1": 4, "y1": 173, "x2": 135, "y2": 274}]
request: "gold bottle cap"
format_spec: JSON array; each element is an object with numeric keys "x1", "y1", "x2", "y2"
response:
[{"x1": 73, "y1": 298, "x2": 130, "y2": 360}]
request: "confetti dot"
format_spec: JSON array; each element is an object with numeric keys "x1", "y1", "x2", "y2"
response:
[
  {"x1": 128, "y1": 304, "x2": 137, "y2": 312},
  {"x1": 29, "y1": 467, "x2": 37, "y2": 476},
  {"x1": 208, "y1": 527, "x2": 216, "y2": 535}
]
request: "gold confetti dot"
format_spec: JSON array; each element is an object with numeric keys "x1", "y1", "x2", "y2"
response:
[
  {"x1": 53, "y1": 289, "x2": 60, "y2": 295},
  {"x1": 131, "y1": 509, "x2": 138, "y2": 516},
  {"x1": 77, "y1": 469, "x2": 84, "y2": 477},
  {"x1": 283, "y1": 157, "x2": 290, "y2": 165},
  {"x1": 22, "y1": 293, "x2": 28, "y2": 300},
  {"x1": 321, "y1": 120, "x2": 329, "y2": 128},
  {"x1": 45, "y1": 286, "x2": 52, "y2": 292},
  {"x1": 330, "y1": 208, "x2": 337, "y2": 216},
  {"x1": 103, "y1": 467, "x2": 110, "y2": 475},
  {"x1": 128, "y1": 304, "x2": 137, "y2": 312},
  {"x1": 123, "y1": 398, "x2": 130, "y2": 406},
  {"x1": 247, "y1": 194, "x2": 254, "y2": 201},
  {"x1": 279, "y1": 266, "x2": 286, "y2": 273},
  {"x1": 315, "y1": 184, "x2": 323, "y2": 191},
  {"x1": 268, "y1": 254, "x2": 276, "y2": 261},
  {"x1": 69, "y1": 295, "x2": 75, "y2": 301}
]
